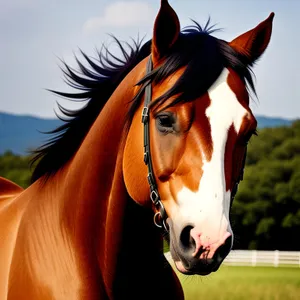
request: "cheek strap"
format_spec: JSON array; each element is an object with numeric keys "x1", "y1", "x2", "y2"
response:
[{"x1": 141, "y1": 56, "x2": 168, "y2": 232}]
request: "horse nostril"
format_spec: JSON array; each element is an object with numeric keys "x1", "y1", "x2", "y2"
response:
[
  {"x1": 213, "y1": 235, "x2": 233, "y2": 265},
  {"x1": 179, "y1": 225, "x2": 195, "y2": 251}
]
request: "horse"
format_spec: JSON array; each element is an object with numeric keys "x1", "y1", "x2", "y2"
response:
[{"x1": 0, "y1": 1, "x2": 274, "y2": 299}]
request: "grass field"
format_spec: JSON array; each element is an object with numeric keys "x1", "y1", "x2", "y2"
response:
[{"x1": 177, "y1": 266, "x2": 300, "y2": 300}]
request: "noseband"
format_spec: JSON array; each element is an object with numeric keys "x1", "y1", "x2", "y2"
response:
[{"x1": 141, "y1": 56, "x2": 247, "y2": 232}]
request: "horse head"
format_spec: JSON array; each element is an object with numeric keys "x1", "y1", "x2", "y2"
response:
[{"x1": 123, "y1": 0, "x2": 274, "y2": 276}]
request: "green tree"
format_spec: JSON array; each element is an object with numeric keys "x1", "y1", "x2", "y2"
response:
[
  {"x1": 232, "y1": 121, "x2": 300, "y2": 251},
  {"x1": 0, "y1": 151, "x2": 32, "y2": 188}
]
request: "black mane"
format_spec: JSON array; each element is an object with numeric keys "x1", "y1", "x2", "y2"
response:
[
  {"x1": 31, "y1": 20, "x2": 255, "y2": 183},
  {"x1": 30, "y1": 37, "x2": 151, "y2": 182}
]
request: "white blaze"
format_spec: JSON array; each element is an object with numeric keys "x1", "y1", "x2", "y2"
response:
[{"x1": 176, "y1": 68, "x2": 248, "y2": 240}]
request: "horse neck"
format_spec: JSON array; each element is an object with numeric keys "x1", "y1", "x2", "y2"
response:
[
  {"x1": 52, "y1": 59, "x2": 183, "y2": 299},
  {"x1": 110, "y1": 191, "x2": 184, "y2": 300}
]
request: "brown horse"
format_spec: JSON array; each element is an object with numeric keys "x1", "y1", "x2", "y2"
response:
[{"x1": 0, "y1": 1, "x2": 274, "y2": 299}]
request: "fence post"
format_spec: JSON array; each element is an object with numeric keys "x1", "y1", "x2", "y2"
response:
[
  {"x1": 251, "y1": 250, "x2": 257, "y2": 267},
  {"x1": 274, "y1": 250, "x2": 279, "y2": 267}
]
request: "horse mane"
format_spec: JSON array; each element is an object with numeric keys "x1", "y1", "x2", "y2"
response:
[
  {"x1": 31, "y1": 19, "x2": 256, "y2": 183},
  {"x1": 30, "y1": 37, "x2": 151, "y2": 183}
]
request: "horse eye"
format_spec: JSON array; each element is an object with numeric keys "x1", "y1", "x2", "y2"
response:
[
  {"x1": 158, "y1": 115, "x2": 174, "y2": 127},
  {"x1": 156, "y1": 113, "x2": 176, "y2": 133}
]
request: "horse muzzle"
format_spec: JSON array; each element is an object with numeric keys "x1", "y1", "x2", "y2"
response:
[{"x1": 168, "y1": 221, "x2": 233, "y2": 275}]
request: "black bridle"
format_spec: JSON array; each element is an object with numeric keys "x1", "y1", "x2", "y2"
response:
[
  {"x1": 141, "y1": 56, "x2": 247, "y2": 232},
  {"x1": 142, "y1": 57, "x2": 168, "y2": 232}
]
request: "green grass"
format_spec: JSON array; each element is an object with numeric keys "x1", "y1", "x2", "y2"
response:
[{"x1": 177, "y1": 266, "x2": 300, "y2": 300}]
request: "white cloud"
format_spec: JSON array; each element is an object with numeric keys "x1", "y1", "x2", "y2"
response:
[{"x1": 83, "y1": 1, "x2": 155, "y2": 33}]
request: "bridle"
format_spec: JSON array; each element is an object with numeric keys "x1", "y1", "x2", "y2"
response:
[
  {"x1": 141, "y1": 56, "x2": 247, "y2": 232},
  {"x1": 142, "y1": 56, "x2": 168, "y2": 232}
]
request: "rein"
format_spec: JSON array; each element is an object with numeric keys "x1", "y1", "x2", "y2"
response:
[{"x1": 141, "y1": 56, "x2": 247, "y2": 232}]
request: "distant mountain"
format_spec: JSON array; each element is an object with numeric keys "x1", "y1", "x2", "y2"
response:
[
  {"x1": 0, "y1": 112, "x2": 295, "y2": 155},
  {"x1": 256, "y1": 116, "x2": 293, "y2": 128},
  {"x1": 0, "y1": 112, "x2": 62, "y2": 155}
]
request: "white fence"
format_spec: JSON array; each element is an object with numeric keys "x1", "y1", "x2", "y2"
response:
[
  {"x1": 224, "y1": 250, "x2": 300, "y2": 267},
  {"x1": 165, "y1": 250, "x2": 300, "y2": 267}
]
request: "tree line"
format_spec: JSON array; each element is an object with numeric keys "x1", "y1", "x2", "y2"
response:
[
  {"x1": 1, "y1": 120, "x2": 300, "y2": 250},
  {"x1": 232, "y1": 120, "x2": 300, "y2": 251}
]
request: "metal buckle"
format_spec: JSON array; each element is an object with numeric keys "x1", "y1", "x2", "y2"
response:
[
  {"x1": 153, "y1": 206, "x2": 169, "y2": 232},
  {"x1": 150, "y1": 190, "x2": 159, "y2": 204},
  {"x1": 142, "y1": 107, "x2": 149, "y2": 123},
  {"x1": 153, "y1": 212, "x2": 163, "y2": 228}
]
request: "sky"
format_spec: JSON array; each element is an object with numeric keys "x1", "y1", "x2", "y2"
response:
[{"x1": 1, "y1": 0, "x2": 299, "y2": 120}]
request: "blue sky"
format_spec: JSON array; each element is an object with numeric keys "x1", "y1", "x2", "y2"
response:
[{"x1": 1, "y1": 0, "x2": 299, "y2": 119}]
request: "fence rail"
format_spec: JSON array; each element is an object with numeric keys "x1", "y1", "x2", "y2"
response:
[
  {"x1": 224, "y1": 250, "x2": 300, "y2": 267},
  {"x1": 165, "y1": 250, "x2": 300, "y2": 267}
]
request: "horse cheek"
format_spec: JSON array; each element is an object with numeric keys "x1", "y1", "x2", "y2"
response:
[{"x1": 123, "y1": 119, "x2": 151, "y2": 208}]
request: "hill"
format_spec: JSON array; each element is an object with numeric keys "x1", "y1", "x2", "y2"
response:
[
  {"x1": 0, "y1": 111, "x2": 295, "y2": 155},
  {"x1": 0, "y1": 112, "x2": 61, "y2": 155},
  {"x1": 256, "y1": 116, "x2": 292, "y2": 128}
]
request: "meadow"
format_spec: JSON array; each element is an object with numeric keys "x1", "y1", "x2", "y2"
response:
[{"x1": 178, "y1": 266, "x2": 300, "y2": 300}]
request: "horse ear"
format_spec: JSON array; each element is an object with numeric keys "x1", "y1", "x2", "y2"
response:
[
  {"x1": 229, "y1": 12, "x2": 275, "y2": 64},
  {"x1": 152, "y1": 0, "x2": 180, "y2": 63}
]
